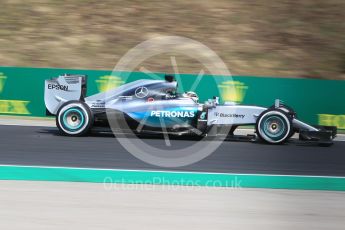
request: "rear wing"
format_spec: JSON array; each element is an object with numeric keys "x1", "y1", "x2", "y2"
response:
[{"x1": 44, "y1": 74, "x2": 87, "y2": 115}]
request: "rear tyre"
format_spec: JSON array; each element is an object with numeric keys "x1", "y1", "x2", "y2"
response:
[
  {"x1": 287, "y1": 128, "x2": 297, "y2": 140},
  {"x1": 256, "y1": 109, "x2": 292, "y2": 144},
  {"x1": 56, "y1": 101, "x2": 93, "y2": 136}
]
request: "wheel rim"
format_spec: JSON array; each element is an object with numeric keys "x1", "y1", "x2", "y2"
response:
[
  {"x1": 62, "y1": 108, "x2": 85, "y2": 131},
  {"x1": 260, "y1": 115, "x2": 287, "y2": 141}
]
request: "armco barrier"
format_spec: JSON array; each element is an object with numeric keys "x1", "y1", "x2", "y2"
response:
[{"x1": 0, "y1": 66, "x2": 344, "y2": 129}]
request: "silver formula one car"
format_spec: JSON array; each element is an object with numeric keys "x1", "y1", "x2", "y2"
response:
[{"x1": 44, "y1": 74, "x2": 337, "y2": 146}]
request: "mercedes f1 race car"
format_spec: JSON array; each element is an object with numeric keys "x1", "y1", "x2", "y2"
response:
[{"x1": 44, "y1": 74, "x2": 337, "y2": 146}]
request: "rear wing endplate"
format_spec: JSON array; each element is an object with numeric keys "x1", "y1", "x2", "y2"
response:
[{"x1": 44, "y1": 74, "x2": 87, "y2": 115}]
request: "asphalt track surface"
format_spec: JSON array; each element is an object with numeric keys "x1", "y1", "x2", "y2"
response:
[{"x1": 0, "y1": 125, "x2": 345, "y2": 176}]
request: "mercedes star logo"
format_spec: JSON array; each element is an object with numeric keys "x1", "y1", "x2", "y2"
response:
[{"x1": 135, "y1": 86, "x2": 149, "y2": 98}]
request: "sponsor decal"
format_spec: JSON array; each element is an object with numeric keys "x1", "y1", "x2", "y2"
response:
[
  {"x1": 160, "y1": 87, "x2": 176, "y2": 93},
  {"x1": 91, "y1": 102, "x2": 105, "y2": 108},
  {"x1": 135, "y1": 86, "x2": 149, "y2": 98},
  {"x1": 0, "y1": 73, "x2": 6, "y2": 94},
  {"x1": 0, "y1": 100, "x2": 30, "y2": 114},
  {"x1": 214, "y1": 112, "x2": 245, "y2": 119},
  {"x1": 48, "y1": 84, "x2": 69, "y2": 91},
  {"x1": 151, "y1": 110, "x2": 195, "y2": 118},
  {"x1": 165, "y1": 94, "x2": 177, "y2": 99},
  {"x1": 96, "y1": 75, "x2": 124, "y2": 92},
  {"x1": 147, "y1": 97, "x2": 154, "y2": 102},
  {"x1": 318, "y1": 114, "x2": 345, "y2": 129},
  {"x1": 219, "y1": 81, "x2": 248, "y2": 103}
]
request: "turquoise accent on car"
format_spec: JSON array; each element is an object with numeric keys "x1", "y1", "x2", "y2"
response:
[
  {"x1": 200, "y1": 112, "x2": 206, "y2": 120},
  {"x1": 62, "y1": 108, "x2": 85, "y2": 130},
  {"x1": 261, "y1": 115, "x2": 286, "y2": 140}
]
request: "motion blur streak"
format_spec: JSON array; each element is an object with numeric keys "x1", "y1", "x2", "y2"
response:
[
  {"x1": 1, "y1": 1, "x2": 345, "y2": 79},
  {"x1": 0, "y1": 181, "x2": 344, "y2": 230}
]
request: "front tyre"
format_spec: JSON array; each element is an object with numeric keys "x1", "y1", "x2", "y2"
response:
[
  {"x1": 56, "y1": 101, "x2": 93, "y2": 136},
  {"x1": 256, "y1": 109, "x2": 292, "y2": 144}
]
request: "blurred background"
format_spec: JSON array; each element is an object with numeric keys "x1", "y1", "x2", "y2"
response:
[{"x1": 1, "y1": 0, "x2": 345, "y2": 79}]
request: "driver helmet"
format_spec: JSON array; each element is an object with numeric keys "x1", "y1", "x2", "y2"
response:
[{"x1": 183, "y1": 91, "x2": 199, "y2": 103}]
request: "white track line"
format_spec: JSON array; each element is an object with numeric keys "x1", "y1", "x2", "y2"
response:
[{"x1": 0, "y1": 118, "x2": 54, "y2": 127}]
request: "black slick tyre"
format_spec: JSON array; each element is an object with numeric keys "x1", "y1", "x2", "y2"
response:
[
  {"x1": 256, "y1": 109, "x2": 292, "y2": 144},
  {"x1": 56, "y1": 101, "x2": 93, "y2": 136}
]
